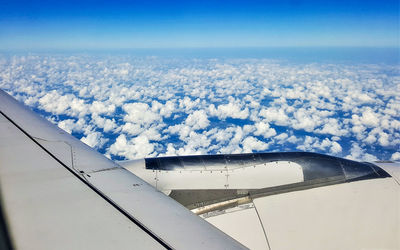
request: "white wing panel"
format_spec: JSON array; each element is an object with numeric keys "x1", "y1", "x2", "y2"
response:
[
  {"x1": 204, "y1": 206, "x2": 270, "y2": 250},
  {"x1": 375, "y1": 162, "x2": 400, "y2": 184},
  {"x1": 226, "y1": 161, "x2": 303, "y2": 189},
  {"x1": 122, "y1": 160, "x2": 304, "y2": 191},
  {"x1": 0, "y1": 113, "x2": 164, "y2": 250},
  {"x1": 252, "y1": 178, "x2": 400, "y2": 250}
]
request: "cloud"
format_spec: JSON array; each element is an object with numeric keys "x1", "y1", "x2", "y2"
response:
[
  {"x1": 121, "y1": 122, "x2": 143, "y2": 136},
  {"x1": 1, "y1": 54, "x2": 398, "y2": 160},
  {"x1": 259, "y1": 107, "x2": 290, "y2": 126},
  {"x1": 329, "y1": 141, "x2": 342, "y2": 154},
  {"x1": 275, "y1": 133, "x2": 288, "y2": 141},
  {"x1": 208, "y1": 127, "x2": 234, "y2": 143},
  {"x1": 359, "y1": 107, "x2": 380, "y2": 128},
  {"x1": 316, "y1": 118, "x2": 348, "y2": 136},
  {"x1": 391, "y1": 152, "x2": 400, "y2": 161},
  {"x1": 57, "y1": 118, "x2": 86, "y2": 134},
  {"x1": 345, "y1": 143, "x2": 378, "y2": 162},
  {"x1": 141, "y1": 126, "x2": 164, "y2": 141},
  {"x1": 151, "y1": 100, "x2": 176, "y2": 118},
  {"x1": 39, "y1": 91, "x2": 88, "y2": 117},
  {"x1": 287, "y1": 135, "x2": 300, "y2": 144},
  {"x1": 123, "y1": 102, "x2": 161, "y2": 125},
  {"x1": 242, "y1": 136, "x2": 269, "y2": 153},
  {"x1": 91, "y1": 114, "x2": 118, "y2": 133},
  {"x1": 296, "y1": 136, "x2": 342, "y2": 155},
  {"x1": 292, "y1": 108, "x2": 322, "y2": 132},
  {"x1": 209, "y1": 101, "x2": 249, "y2": 120},
  {"x1": 90, "y1": 101, "x2": 116, "y2": 115},
  {"x1": 185, "y1": 110, "x2": 210, "y2": 130},
  {"x1": 109, "y1": 134, "x2": 156, "y2": 159},
  {"x1": 253, "y1": 121, "x2": 277, "y2": 139},
  {"x1": 80, "y1": 131, "x2": 108, "y2": 148},
  {"x1": 179, "y1": 97, "x2": 200, "y2": 112}
]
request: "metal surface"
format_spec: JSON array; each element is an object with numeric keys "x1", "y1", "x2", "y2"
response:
[
  {"x1": 0, "y1": 187, "x2": 12, "y2": 250},
  {"x1": 375, "y1": 162, "x2": 400, "y2": 184},
  {"x1": 0, "y1": 90, "x2": 246, "y2": 250},
  {"x1": 253, "y1": 178, "x2": 400, "y2": 250},
  {"x1": 122, "y1": 151, "x2": 399, "y2": 250},
  {"x1": 122, "y1": 153, "x2": 391, "y2": 212},
  {"x1": 0, "y1": 113, "x2": 164, "y2": 250},
  {"x1": 202, "y1": 178, "x2": 400, "y2": 250},
  {"x1": 144, "y1": 152, "x2": 387, "y2": 182},
  {"x1": 205, "y1": 205, "x2": 270, "y2": 250},
  {"x1": 123, "y1": 159, "x2": 305, "y2": 191}
]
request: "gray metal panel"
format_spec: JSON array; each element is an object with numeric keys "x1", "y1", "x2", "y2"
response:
[
  {"x1": 252, "y1": 178, "x2": 400, "y2": 250},
  {"x1": 374, "y1": 162, "x2": 400, "y2": 184},
  {"x1": 0, "y1": 113, "x2": 164, "y2": 250},
  {"x1": 0, "y1": 90, "x2": 246, "y2": 250}
]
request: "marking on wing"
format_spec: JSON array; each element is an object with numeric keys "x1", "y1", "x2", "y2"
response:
[{"x1": 253, "y1": 201, "x2": 271, "y2": 250}]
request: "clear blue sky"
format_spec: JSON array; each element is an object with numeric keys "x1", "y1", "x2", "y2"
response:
[{"x1": 0, "y1": 0, "x2": 398, "y2": 50}]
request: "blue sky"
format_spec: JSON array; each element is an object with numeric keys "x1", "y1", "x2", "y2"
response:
[{"x1": 0, "y1": 0, "x2": 398, "y2": 49}]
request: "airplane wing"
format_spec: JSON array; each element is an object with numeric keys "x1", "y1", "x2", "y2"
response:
[
  {"x1": 120, "y1": 148, "x2": 400, "y2": 249},
  {"x1": 0, "y1": 89, "x2": 246, "y2": 249}
]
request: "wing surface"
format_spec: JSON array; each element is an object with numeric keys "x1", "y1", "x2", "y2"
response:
[{"x1": 0, "y1": 90, "x2": 246, "y2": 250}]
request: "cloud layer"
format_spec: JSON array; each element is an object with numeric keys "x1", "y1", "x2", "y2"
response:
[{"x1": 1, "y1": 54, "x2": 399, "y2": 161}]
